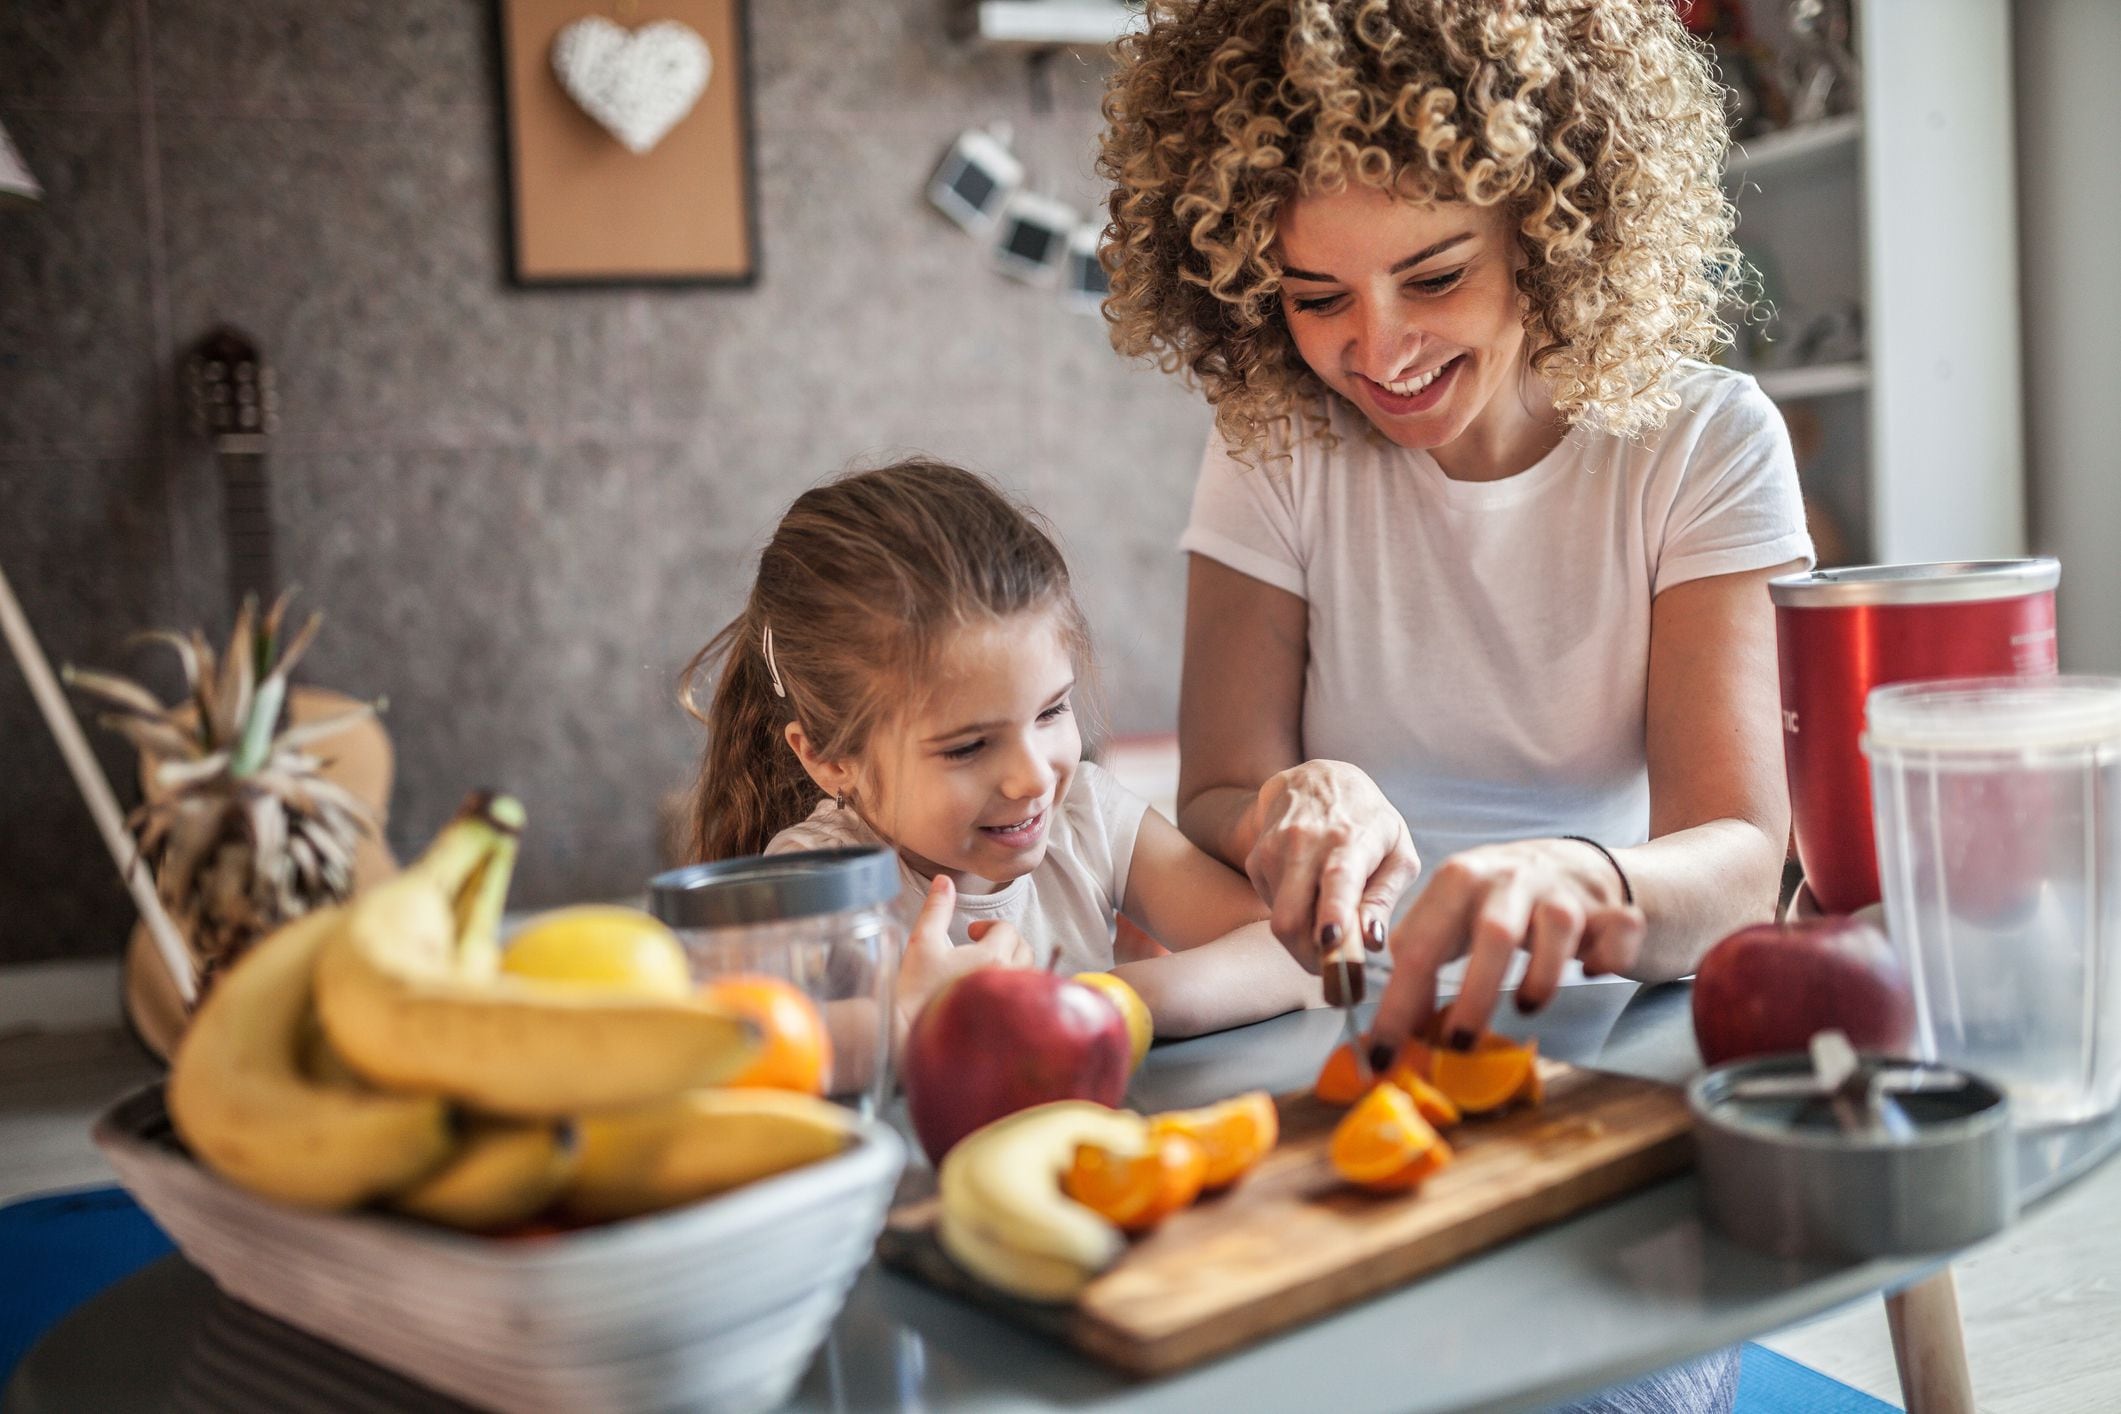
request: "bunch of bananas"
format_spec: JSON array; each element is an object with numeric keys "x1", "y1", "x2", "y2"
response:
[{"x1": 167, "y1": 793, "x2": 856, "y2": 1231}]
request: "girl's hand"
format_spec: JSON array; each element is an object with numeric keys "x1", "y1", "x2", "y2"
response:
[
  {"x1": 1368, "y1": 839, "x2": 1647, "y2": 1049},
  {"x1": 1245, "y1": 760, "x2": 1421, "y2": 970},
  {"x1": 891, "y1": 879, "x2": 1035, "y2": 1044}
]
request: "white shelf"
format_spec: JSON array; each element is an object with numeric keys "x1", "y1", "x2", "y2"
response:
[
  {"x1": 967, "y1": 1, "x2": 1144, "y2": 47},
  {"x1": 1723, "y1": 114, "x2": 1862, "y2": 183},
  {"x1": 1753, "y1": 361, "x2": 1870, "y2": 402}
]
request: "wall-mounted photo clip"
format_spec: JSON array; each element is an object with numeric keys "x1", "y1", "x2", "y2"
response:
[
  {"x1": 990, "y1": 190, "x2": 1078, "y2": 286},
  {"x1": 927, "y1": 127, "x2": 1024, "y2": 237},
  {"x1": 1062, "y1": 223, "x2": 1111, "y2": 316}
]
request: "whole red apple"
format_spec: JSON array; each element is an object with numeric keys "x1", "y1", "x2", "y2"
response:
[
  {"x1": 902, "y1": 967, "x2": 1131, "y2": 1165},
  {"x1": 1691, "y1": 916, "x2": 1917, "y2": 1066}
]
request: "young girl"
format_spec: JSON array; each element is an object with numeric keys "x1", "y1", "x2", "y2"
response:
[{"x1": 683, "y1": 459, "x2": 1318, "y2": 1045}]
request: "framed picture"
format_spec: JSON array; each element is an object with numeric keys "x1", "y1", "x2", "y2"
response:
[{"x1": 496, "y1": 0, "x2": 757, "y2": 286}]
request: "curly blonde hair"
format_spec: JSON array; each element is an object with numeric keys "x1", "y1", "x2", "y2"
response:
[{"x1": 1099, "y1": 0, "x2": 1744, "y2": 451}]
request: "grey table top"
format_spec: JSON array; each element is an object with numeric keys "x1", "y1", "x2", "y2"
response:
[{"x1": 10, "y1": 980, "x2": 2120, "y2": 1414}]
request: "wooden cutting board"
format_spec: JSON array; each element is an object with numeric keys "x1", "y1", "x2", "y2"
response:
[{"x1": 878, "y1": 1059, "x2": 1694, "y2": 1376}]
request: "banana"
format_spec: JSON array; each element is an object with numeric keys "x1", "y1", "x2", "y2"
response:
[
  {"x1": 390, "y1": 1120, "x2": 578, "y2": 1232},
  {"x1": 936, "y1": 1101, "x2": 1151, "y2": 1303},
  {"x1": 565, "y1": 1087, "x2": 856, "y2": 1222},
  {"x1": 314, "y1": 795, "x2": 759, "y2": 1118},
  {"x1": 167, "y1": 906, "x2": 455, "y2": 1209}
]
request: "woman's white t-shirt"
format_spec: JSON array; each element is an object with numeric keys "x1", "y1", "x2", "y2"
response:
[
  {"x1": 1180, "y1": 360, "x2": 1814, "y2": 885},
  {"x1": 763, "y1": 761, "x2": 1149, "y2": 975}
]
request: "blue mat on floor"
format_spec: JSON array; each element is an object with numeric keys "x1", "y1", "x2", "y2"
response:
[
  {"x1": 1735, "y1": 1341, "x2": 1900, "y2": 1412},
  {"x1": 0, "y1": 1186, "x2": 173, "y2": 1386}
]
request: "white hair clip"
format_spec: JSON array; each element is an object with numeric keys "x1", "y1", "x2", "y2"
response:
[{"x1": 761, "y1": 624, "x2": 786, "y2": 699}]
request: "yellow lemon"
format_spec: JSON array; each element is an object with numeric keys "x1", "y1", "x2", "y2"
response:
[
  {"x1": 501, "y1": 906, "x2": 693, "y2": 998},
  {"x1": 1075, "y1": 971, "x2": 1152, "y2": 1071}
]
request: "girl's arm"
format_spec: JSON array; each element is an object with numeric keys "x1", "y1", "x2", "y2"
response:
[{"x1": 1111, "y1": 807, "x2": 1322, "y2": 1038}]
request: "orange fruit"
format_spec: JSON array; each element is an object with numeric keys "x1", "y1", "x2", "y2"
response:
[
  {"x1": 696, "y1": 974, "x2": 832, "y2": 1095},
  {"x1": 1329, "y1": 1083, "x2": 1454, "y2": 1192},
  {"x1": 1150, "y1": 1091, "x2": 1279, "y2": 1190},
  {"x1": 1384, "y1": 1060, "x2": 1463, "y2": 1128},
  {"x1": 1407, "y1": 1033, "x2": 1540, "y2": 1115},
  {"x1": 1062, "y1": 1130, "x2": 1209, "y2": 1232},
  {"x1": 1313, "y1": 1042, "x2": 1370, "y2": 1106}
]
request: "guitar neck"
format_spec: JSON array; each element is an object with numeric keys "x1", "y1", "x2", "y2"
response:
[{"x1": 219, "y1": 448, "x2": 277, "y2": 612}]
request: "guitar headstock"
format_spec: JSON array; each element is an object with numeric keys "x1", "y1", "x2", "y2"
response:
[{"x1": 183, "y1": 325, "x2": 278, "y2": 449}]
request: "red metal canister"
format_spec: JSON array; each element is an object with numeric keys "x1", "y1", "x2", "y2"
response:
[{"x1": 1768, "y1": 560, "x2": 2061, "y2": 914}]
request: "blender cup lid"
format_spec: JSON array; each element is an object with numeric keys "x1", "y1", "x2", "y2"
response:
[
  {"x1": 650, "y1": 846, "x2": 901, "y2": 928},
  {"x1": 1769, "y1": 558, "x2": 2059, "y2": 608},
  {"x1": 1865, "y1": 675, "x2": 2121, "y2": 753}
]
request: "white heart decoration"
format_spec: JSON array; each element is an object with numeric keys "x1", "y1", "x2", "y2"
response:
[{"x1": 551, "y1": 17, "x2": 711, "y2": 156}]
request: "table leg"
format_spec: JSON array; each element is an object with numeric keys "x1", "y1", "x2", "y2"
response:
[{"x1": 1884, "y1": 1266, "x2": 1975, "y2": 1414}]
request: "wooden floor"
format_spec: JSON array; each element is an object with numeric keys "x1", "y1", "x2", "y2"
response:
[{"x1": 4, "y1": 1025, "x2": 2118, "y2": 1412}]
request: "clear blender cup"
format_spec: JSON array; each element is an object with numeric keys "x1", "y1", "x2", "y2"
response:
[
  {"x1": 649, "y1": 847, "x2": 904, "y2": 1117},
  {"x1": 1865, "y1": 676, "x2": 2121, "y2": 1127}
]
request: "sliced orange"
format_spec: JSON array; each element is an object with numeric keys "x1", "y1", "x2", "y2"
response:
[
  {"x1": 696, "y1": 975, "x2": 832, "y2": 1095},
  {"x1": 1063, "y1": 1131, "x2": 1209, "y2": 1232},
  {"x1": 1329, "y1": 1084, "x2": 1454, "y2": 1191},
  {"x1": 1313, "y1": 1042, "x2": 1370, "y2": 1106},
  {"x1": 1150, "y1": 1091, "x2": 1279, "y2": 1190},
  {"x1": 1418, "y1": 1033, "x2": 1539, "y2": 1115},
  {"x1": 1384, "y1": 1060, "x2": 1463, "y2": 1127}
]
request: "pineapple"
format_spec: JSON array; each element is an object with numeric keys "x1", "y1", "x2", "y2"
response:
[{"x1": 66, "y1": 593, "x2": 380, "y2": 990}]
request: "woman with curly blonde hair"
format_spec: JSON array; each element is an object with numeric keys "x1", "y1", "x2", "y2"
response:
[{"x1": 1101, "y1": 0, "x2": 1811, "y2": 1105}]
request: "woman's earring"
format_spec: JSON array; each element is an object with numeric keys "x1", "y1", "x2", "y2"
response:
[{"x1": 834, "y1": 792, "x2": 846, "y2": 810}]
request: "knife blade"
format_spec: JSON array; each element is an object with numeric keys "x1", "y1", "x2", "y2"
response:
[{"x1": 1324, "y1": 949, "x2": 1371, "y2": 1086}]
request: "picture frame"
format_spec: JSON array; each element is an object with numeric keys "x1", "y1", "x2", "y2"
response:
[{"x1": 495, "y1": 0, "x2": 757, "y2": 287}]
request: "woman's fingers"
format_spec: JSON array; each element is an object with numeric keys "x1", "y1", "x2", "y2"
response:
[
  {"x1": 1441, "y1": 873, "x2": 1535, "y2": 1044},
  {"x1": 1255, "y1": 834, "x2": 1329, "y2": 970},
  {"x1": 1513, "y1": 896, "x2": 1582, "y2": 1014},
  {"x1": 1311, "y1": 839, "x2": 1374, "y2": 968},
  {"x1": 1356, "y1": 825, "x2": 1421, "y2": 951},
  {"x1": 1369, "y1": 862, "x2": 1479, "y2": 1047}
]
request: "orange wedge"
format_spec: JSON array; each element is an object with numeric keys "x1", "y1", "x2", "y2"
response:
[
  {"x1": 1329, "y1": 1083, "x2": 1454, "y2": 1192},
  {"x1": 1063, "y1": 1130, "x2": 1210, "y2": 1232},
  {"x1": 1314, "y1": 1042, "x2": 1371, "y2": 1106},
  {"x1": 1150, "y1": 1091, "x2": 1279, "y2": 1190},
  {"x1": 1409, "y1": 1033, "x2": 1540, "y2": 1115}
]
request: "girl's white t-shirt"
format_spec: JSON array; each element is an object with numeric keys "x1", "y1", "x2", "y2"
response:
[
  {"x1": 763, "y1": 760, "x2": 1149, "y2": 975},
  {"x1": 1180, "y1": 360, "x2": 1814, "y2": 885}
]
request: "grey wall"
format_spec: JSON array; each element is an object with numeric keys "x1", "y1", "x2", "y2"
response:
[
  {"x1": 2014, "y1": 0, "x2": 2121, "y2": 673},
  {"x1": 0, "y1": 1, "x2": 1209, "y2": 965}
]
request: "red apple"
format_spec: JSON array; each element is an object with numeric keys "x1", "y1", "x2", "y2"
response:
[
  {"x1": 901, "y1": 967, "x2": 1132, "y2": 1165},
  {"x1": 1691, "y1": 915, "x2": 1917, "y2": 1066}
]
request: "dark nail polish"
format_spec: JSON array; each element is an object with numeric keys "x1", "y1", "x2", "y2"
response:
[
  {"x1": 1368, "y1": 1042, "x2": 1396, "y2": 1074},
  {"x1": 1514, "y1": 993, "x2": 1537, "y2": 1015},
  {"x1": 1320, "y1": 923, "x2": 1343, "y2": 949},
  {"x1": 1448, "y1": 1028, "x2": 1477, "y2": 1053},
  {"x1": 1365, "y1": 918, "x2": 1386, "y2": 950}
]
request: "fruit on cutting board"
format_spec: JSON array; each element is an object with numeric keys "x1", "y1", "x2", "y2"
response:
[
  {"x1": 313, "y1": 804, "x2": 759, "y2": 1118},
  {"x1": 1148, "y1": 1090, "x2": 1278, "y2": 1190},
  {"x1": 167, "y1": 903, "x2": 456, "y2": 1209},
  {"x1": 902, "y1": 967, "x2": 1132, "y2": 1165},
  {"x1": 1330, "y1": 1084, "x2": 1454, "y2": 1192},
  {"x1": 937, "y1": 1101, "x2": 1151, "y2": 1302},
  {"x1": 565, "y1": 1088, "x2": 856, "y2": 1222},
  {"x1": 390, "y1": 1120, "x2": 579, "y2": 1233},
  {"x1": 1073, "y1": 971, "x2": 1153, "y2": 1071},
  {"x1": 1691, "y1": 915, "x2": 1915, "y2": 1066},
  {"x1": 1062, "y1": 1129, "x2": 1208, "y2": 1232},
  {"x1": 697, "y1": 974, "x2": 833, "y2": 1095},
  {"x1": 1397, "y1": 1033, "x2": 1541, "y2": 1114},
  {"x1": 1314, "y1": 1043, "x2": 1463, "y2": 1125},
  {"x1": 500, "y1": 905, "x2": 693, "y2": 998}
]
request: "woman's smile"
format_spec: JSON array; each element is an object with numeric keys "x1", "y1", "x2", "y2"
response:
[{"x1": 1354, "y1": 354, "x2": 1466, "y2": 419}]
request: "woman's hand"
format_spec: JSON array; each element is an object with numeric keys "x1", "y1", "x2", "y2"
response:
[
  {"x1": 1369, "y1": 838, "x2": 1646, "y2": 1049},
  {"x1": 891, "y1": 877, "x2": 1034, "y2": 1045},
  {"x1": 1245, "y1": 760, "x2": 1421, "y2": 971}
]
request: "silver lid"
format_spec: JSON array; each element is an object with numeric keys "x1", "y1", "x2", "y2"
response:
[
  {"x1": 1768, "y1": 557, "x2": 2059, "y2": 608},
  {"x1": 650, "y1": 847, "x2": 901, "y2": 929}
]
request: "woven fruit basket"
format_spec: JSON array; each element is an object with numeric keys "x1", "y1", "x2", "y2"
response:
[{"x1": 95, "y1": 1083, "x2": 905, "y2": 1414}]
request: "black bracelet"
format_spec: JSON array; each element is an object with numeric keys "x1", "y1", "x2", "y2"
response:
[{"x1": 1560, "y1": 835, "x2": 1634, "y2": 906}]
